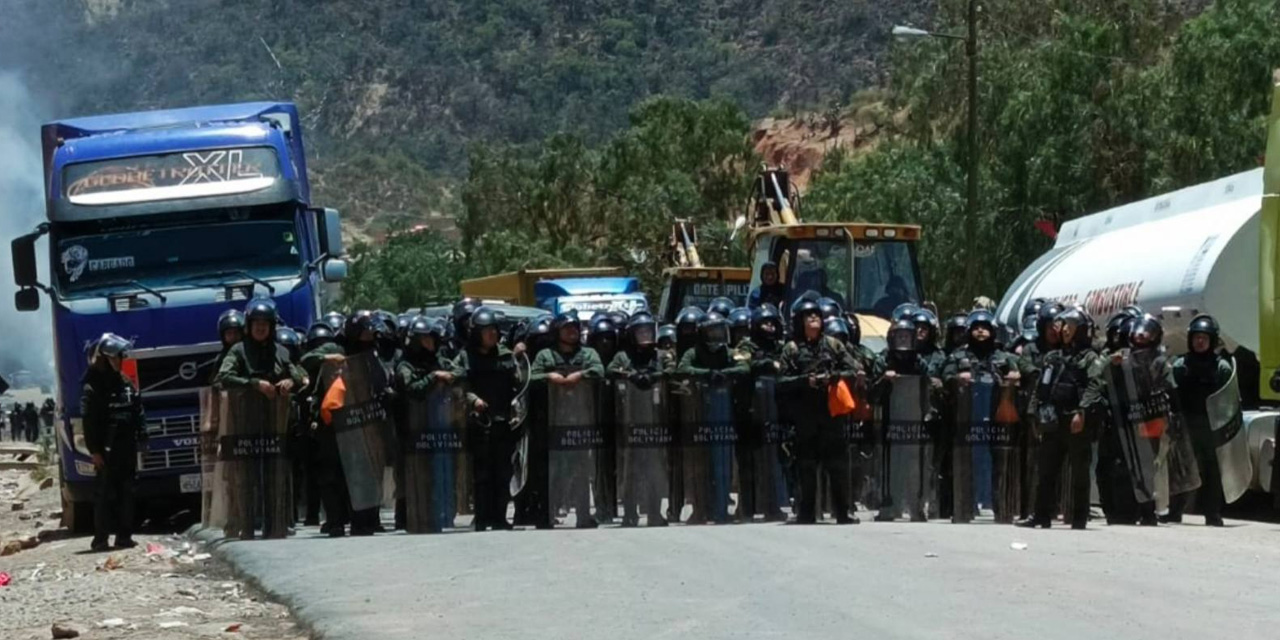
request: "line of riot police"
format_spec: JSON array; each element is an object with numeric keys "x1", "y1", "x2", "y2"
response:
[{"x1": 196, "y1": 290, "x2": 1242, "y2": 536}]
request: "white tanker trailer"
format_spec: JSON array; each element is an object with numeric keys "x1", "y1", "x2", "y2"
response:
[{"x1": 996, "y1": 75, "x2": 1280, "y2": 498}]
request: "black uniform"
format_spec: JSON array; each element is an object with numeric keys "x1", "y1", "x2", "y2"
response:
[
  {"x1": 82, "y1": 359, "x2": 145, "y2": 549},
  {"x1": 457, "y1": 342, "x2": 520, "y2": 531},
  {"x1": 1170, "y1": 349, "x2": 1232, "y2": 525}
]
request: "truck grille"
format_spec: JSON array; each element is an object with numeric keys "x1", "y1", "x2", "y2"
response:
[
  {"x1": 140, "y1": 414, "x2": 201, "y2": 472},
  {"x1": 135, "y1": 350, "x2": 220, "y2": 396}
]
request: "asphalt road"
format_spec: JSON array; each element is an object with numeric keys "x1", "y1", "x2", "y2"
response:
[{"x1": 199, "y1": 512, "x2": 1278, "y2": 640}]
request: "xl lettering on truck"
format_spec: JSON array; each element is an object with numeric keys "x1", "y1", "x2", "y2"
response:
[{"x1": 11, "y1": 102, "x2": 347, "y2": 532}]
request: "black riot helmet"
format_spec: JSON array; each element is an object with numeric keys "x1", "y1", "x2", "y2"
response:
[
  {"x1": 944, "y1": 312, "x2": 969, "y2": 351},
  {"x1": 469, "y1": 306, "x2": 501, "y2": 345},
  {"x1": 627, "y1": 311, "x2": 657, "y2": 349},
  {"x1": 699, "y1": 312, "x2": 730, "y2": 350},
  {"x1": 675, "y1": 306, "x2": 706, "y2": 339},
  {"x1": 1022, "y1": 298, "x2": 1047, "y2": 322},
  {"x1": 818, "y1": 297, "x2": 843, "y2": 321},
  {"x1": 407, "y1": 315, "x2": 445, "y2": 354},
  {"x1": 452, "y1": 298, "x2": 481, "y2": 340},
  {"x1": 1121, "y1": 305, "x2": 1145, "y2": 319},
  {"x1": 995, "y1": 323, "x2": 1017, "y2": 350},
  {"x1": 1055, "y1": 307, "x2": 1094, "y2": 350},
  {"x1": 607, "y1": 310, "x2": 630, "y2": 332},
  {"x1": 322, "y1": 311, "x2": 346, "y2": 334},
  {"x1": 305, "y1": 322, "x2": 336, "y2": 351},
  {"x1": 1128, "y1": 313, "x2": 1163, "y2": 350},
  {"x1": 1104, "y1": 313, "x2": 1130, "y2": 351},
  {"x1": 276, "y1": 327, "x2": 303, "y2": 362},
  {"x1": 1036, "y1": 301, "x2": 1066, "y2": 341},
  {"x1": 396, "y1": 313, "x2": 414, "y2": 341},
  {"x1": 911, "y1": 309, "x2": 939, "y2": 347},
  {"x1": 888, "y1": 319, "x2": 918, "y2": 352},
  {"x1": 751, "y1": 304, "x2": 783, "y2": 341},
  {"x1": 218, "y1": 309, "x2": 246, "y2": 344},
  {"x1": 89, "y1": 332, "x2": 133, "y2": 365},
  {"x1": 845, "y1": 313, "x2": 863, "y2": 346},
  {"x1": 551, "y1": 311, "x2": 581, "y2": 346},
  {"x1": 790, "y1": 292, "x2": 823, "y2": 337},
  {"x1": 588, "y1": 316, "x2": 618, "y2": 352},
  {"x1": 966, "y1": 309, "x2": 997, "y2": 343},
  {"x1": 708, "y1": 297, "x2": 735, "y2": 319},
  {"x1": 657, "y1": 324, "x2": 677, "y2": 350},
  {"x1": 823, "y1": 317, "x2": 850, "y2": 344},
  {"x1": 244, "y1": 298, "x2": 279, "y2": 342},
  {"x1": 344, "y1": 312, "x2": 377, "y2": 347},
  {"x1": 1186, "y1": 314, "x2": 1220, "y2": 352},
  {"x1": 891, "y1": 303, "x2": 919, "y2": 322},
  {"x1": 526, "y1": 314, "x2": 556, "y2": 356}
]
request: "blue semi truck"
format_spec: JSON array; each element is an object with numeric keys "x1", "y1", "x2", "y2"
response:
[{"x1": 10, "y1": 102, "x2": 347, "y2": 531}]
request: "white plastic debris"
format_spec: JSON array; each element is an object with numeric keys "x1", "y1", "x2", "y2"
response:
[
  {"x1": 1010, "y1": 542, "x2": 1029, "y2": 551},
  {"x1": 157, "y1": 621, "x2": 189, "y2": 629},
  {"x1": 96, "y1": 618, "x2": 126, "y2": 629}
]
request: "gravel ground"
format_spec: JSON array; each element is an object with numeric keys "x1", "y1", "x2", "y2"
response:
[{"x1": 0, "y1": 467, "x2": 309, "y2": 640}]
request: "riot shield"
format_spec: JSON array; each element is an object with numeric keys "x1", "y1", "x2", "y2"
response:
[
  {"x1": 1109, "y1": 349, "x2": 1169, "y2": 505},
  {"x1": 547, "y1": 380, "x2": 603, "y2": 527},
  {"x1": 330, "y1": 352, "x2": 391, "y2": 512},
  {"x1": 1206, "y1": 362, "x2": 1251, "y2": 504},
  {"x1": 213, "y1": 389, "x2": 291, "y2": 539},
  {"x1": 616, "y1": 379, "x2": 671, "y2": 526},
  {"x1": 403, "y1": 384, "x2": 467, "y2": 533},
  {"x1": 1159, "y1": 414, "x2": 1202, "y2": 511},
  {"x1": 952, "y1": 371, "x2": 996, "y2": 524},
  {"x1": 879, "y1": 375, "x2": 933, "y2": 521},
  {"x1": 199, "y1": 387, "x2": 226, "y2": 529},
  {"x1": 847, "y1": 378, "x2": 879, "y2": 511},
  {"x1": 747, "y1": 376, "x2": 789, "y2": 521},
  {"x1": 991, "y1": 381, "x2": 1021, "y2": 523},
  {"x1": 680, "y1": 378, "x2": 738, "y2": 524}
]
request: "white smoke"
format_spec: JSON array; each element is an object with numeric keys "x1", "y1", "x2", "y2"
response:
[{"x1": 0, "y1": 71, "x2": 54, "y2": 383}]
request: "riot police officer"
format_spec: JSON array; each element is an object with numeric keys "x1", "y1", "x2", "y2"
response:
[
  {"x1": 216, "y1": 300, "x2": 306, "y2": 397},
  {"x1": 456, "y1": 308, "x2": 523, "y2": 531},
  {"x1": 82, "y1": 333, "x2": 145, "y2": 551},
  {"x1": 1169, "y1": 315, "x2": 1232, "y2": 526},
  {"x1": 708, "y1": 297, "x2": 735, "y2": 320},
  {"x1": 657, "y1": 324, "x2": 677, "y2": 353},
  {"x1": 781, "y1": 296, "x2": 861, "y2": 524},
  {"x1": 873, "y1": 318, "x2": 933, "y2": 522},
  {"x1": 676, "y1": 312, "x2": 749, "y2": 524},
  {"x1": 728, "y1": 307, "x2": 753, "y2": 348},
  {"x1": 944, "y1": 312, "x2": 969, "y2": 355},
  {"x1": 212, "y1": 309, "x2": 246, "y2": 384},
  {"x1": 1019, "y1": 308, "x2": 1103, "y2": 530},
  {"x1": 674, "y1": 307, "x2": 706, "y2": 359},
  {"x1": 737, "y1": 304, "x2": 788, "y2": 521},
  {"x1": 608, "y1": 312, "x2": 673, "y2": 527},
  {"x1": 530, "y1": 312, "x2": 605, "y2": 528}
]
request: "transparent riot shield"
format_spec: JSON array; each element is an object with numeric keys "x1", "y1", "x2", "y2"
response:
[
  {"x1": 1206, "y1": 362, "x2": 1251, "y2": 503},
  {"x1": 952, "y1": 371, "x2": 995, "y2": 523},
  {"x1": 991, "y1": 380, "x2": 1022, "y2": 523},
  {"x1": 214, "y1": 389, "x2": 292, "y2": 539},
  {"x1": 616, "y1": 379, "x2": 671, "y2": 526},
  {"x1": 199, "y1": 387, "x2": 226, "y2": 529},
  {"x1": 331, "y1": 352, "x2": 391, "y2": 513},
  {"x1": 745, "y1": 376, "x2": 788, "y2": 521},
  {"x1": 547, "y1": 380, "x2": 602, "y2": 527},
  {"x1": 879, "y1": 375, "x2": 933, "y2": 521},
  {"x1": 403, "y1": 384, "x2": 466, "y2": 533},
  {"x1": 680, "y1": 378, "x2": 737, "y2": 524},
  {"x1": 1109, "y1": 349, "x2": 1166, "y2": 506},
  {"x1": 847, "y1": 377, "x2": 879, "y2": 512}
]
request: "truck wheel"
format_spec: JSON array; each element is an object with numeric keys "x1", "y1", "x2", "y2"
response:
[{"x1": 62, "y1": 497, "x2": 95, "y2": 534}]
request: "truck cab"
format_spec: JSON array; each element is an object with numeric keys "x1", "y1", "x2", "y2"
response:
[
  {"x1": 10, "y1": 102, "x2": 346, "y2": 530},
  {"x1": 656, "y1": 267, "x2": 752, "y2": 324}
]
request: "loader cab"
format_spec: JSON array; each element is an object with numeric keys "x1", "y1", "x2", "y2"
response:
[{"x1": 748, "y1": 223, "x2": 923, "y2": 348}]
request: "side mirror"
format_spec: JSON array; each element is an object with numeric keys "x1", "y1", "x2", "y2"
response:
[
  {"x1": 15, "y1": 288, "x2": 39, "y2": 312},
  {"x1": 317, "y1": 208, "x2": 344, "y2": 257},
  {"x1": 320, "y1": 258, "x2": 348, "y2": 283},
  {"x1": 12, "y1": 235, "x2": 38, "y2": 288}
]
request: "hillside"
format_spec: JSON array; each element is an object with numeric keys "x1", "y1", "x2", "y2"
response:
[{"x1": 0, "y1": 0, "x2": 933, "y2": 235}]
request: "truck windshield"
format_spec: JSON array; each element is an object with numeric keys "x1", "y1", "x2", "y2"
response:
[{"x1": 53, "y1": 204, "x2": 303, "y2": 299}]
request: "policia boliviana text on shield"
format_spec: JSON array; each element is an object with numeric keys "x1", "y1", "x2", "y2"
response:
[{"x1": 152, "y1": 291, "x2": 1246, "y2": 547}]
